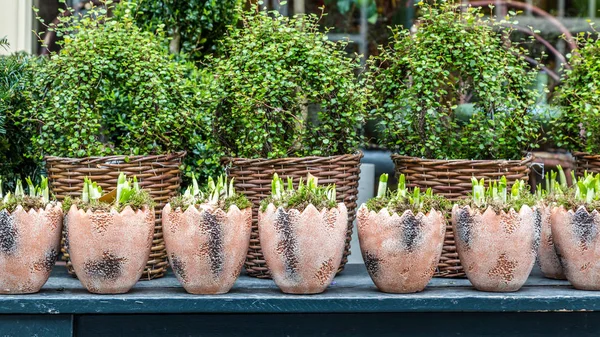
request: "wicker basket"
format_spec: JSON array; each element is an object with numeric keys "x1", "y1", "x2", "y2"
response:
[
  {"x1": 222, "y1": 153, "x2": 362, "y2": 279},
  {"x1": 391, "y1": 155, "x2": 533, "y2": 278},
  {"x1": 45, "y1": 152, "x2": 185, "y2": 280},
  {"x1": 574, "y1": 152, "x2": 600, "y2": 176}
]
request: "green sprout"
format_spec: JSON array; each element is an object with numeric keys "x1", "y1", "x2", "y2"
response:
[
  {"x1": 82, "y1": 177, "x2": 103, "y2": 203},
  {"x1": 377, "y1": 173, "x2": 389, "y2": 198},
  {"x1": 574, "y1": 172, "x2": 600, "y2": 204},
  {"x1": 470, "y1": 176, "x2": 529, "y2": 209},
  {"x1": 261, "y1": 173, "x2": 337, "y2": 211},
  {"x1": 366, "y1": 174, "x2": 444, "y2": 214}
]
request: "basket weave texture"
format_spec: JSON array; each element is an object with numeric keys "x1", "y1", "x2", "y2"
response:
[
  {"x1": 45, "y1": 152, "x2": 185, "y2": 280},
  {"x1": 222, "y1": 153, "x2": 362, "y2": 279},
  {"x1": 391, "y1": 155, "x2": 532, "y2": 278},
  {"x1": 574, "y1": 152, "x2": 600, "y2": 176}
]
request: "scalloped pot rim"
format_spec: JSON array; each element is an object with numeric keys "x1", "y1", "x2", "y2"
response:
[
  {"x1": 261, "y1": 202, "x2": 346, "y2": 215},
  {"x1": 163, "y1": 203, "x2": 251, "y2": 216},
  {"x1": 68, "y1": 204, "x2": 153, "y2": 216},
  {"x1": 452, "y1": 204, "x2": 535, "y2": 217},
  {"x1": 550, "y1": 205, "x2": 600, "y2": 216},
  {"x1": 0, "y1": 202, "x2": 63, "y2": 216},
  {"x1": 357, "y1": 204, "x2": 441, "y2": 219}
]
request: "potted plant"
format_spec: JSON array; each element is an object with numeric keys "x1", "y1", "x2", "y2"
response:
[
  {"x1": 357, "y1": 174, "x2": 448, "y2": 293},
  {"x1": 206, "y1": 6, "x2": 367, "y2": 278},
  {"x1": 162, "y1": 174, "x2": 251, "y2": 294},
  {"x1": 550, "y1": 172, "x2": 600, "y2": 290},
  {"x1": 536, "y1": 167, "x2": 567, "y2": 280},
  {"x1": 64, "y1": 173, "x2": 155, "y2": 294},
  {"x1": 452, "y1": 177, "x2": 539, "y2": 292},
  {"x1": 550, "y1": 33, "x2": 600, "y2": 175},
  {"x1": 26, "y1": 2, "x2": 208, "y2": 279},
  {"x1": 258, "y1": 174, "x2": 347, "y2": 294},
  {"x1": 367, "y1": 0, "x2": 541, "y2": 277},
  {"x1": 0, "y1": 177, "x2": 62, "y2": 294}
]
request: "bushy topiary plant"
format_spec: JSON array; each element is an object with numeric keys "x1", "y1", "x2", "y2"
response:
[
  {"x1": 129, "y1": 0, "x2": 241, "y2": 61},
  {"x1": 205, "y1": 6, "x2": 367, "y2": 159},
  {"x1": 551, "y1": 33, "x2": 600, "y2": 154},
  {"x1": 368, "y1": 0, "x2": 541, "y2": 160},
  {"x1": 28, "y1": 2, "x2": 210, "y2": 170}
]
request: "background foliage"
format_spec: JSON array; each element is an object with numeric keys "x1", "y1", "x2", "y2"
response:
[
  {"x1": 551, "y1": 33, "x2": 600, "y2": 154},
  {"x1": 368, "y1": 1, "x2": 541, "y2": 160},
  {"x1": 129, "y1": 0, "x2": 242, "y2": 62},
  {"x1": 0, "y1": 46, "x2": 41, "y2": 187},
  {"x1": 205, "y1": 5, "x2": 367, "y2": 159},
  {"x1": 27, "y1": 2, "x2": 215, "y2": 179}
]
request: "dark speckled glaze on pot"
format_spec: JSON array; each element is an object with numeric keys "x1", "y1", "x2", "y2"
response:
[
  {"x1": 357, "y1": 205, "x2": 446, "y2": 293},
  {"x1": 452, "y1": 205, "x2": 540, "y2": 292},
  {"x1": 0, "y1": 204, "x2": 63, "y2": 294}
]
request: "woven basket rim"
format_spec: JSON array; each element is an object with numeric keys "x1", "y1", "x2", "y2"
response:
[
  {"x1": 391, "y1": 154, "x2": 532, "y2": 165},
  {"x1": 44, "y1": 151, "x2": 186, "y2": 162},
  {"x1": 574, "y1": 151, "x2": 600, "y2": 158},
  {"x1": 221, "y1": 151, "x2": 364, "y2": 164}
]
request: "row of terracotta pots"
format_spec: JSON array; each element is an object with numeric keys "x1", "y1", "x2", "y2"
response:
[{"x1": 1, "y1": 199, "x2": 598, "y2": 295}]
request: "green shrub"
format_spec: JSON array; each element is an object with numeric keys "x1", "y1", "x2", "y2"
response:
[
  {"x1": 368, "y1": 1, "x2": 541, "y2": 160},
  {"x1": 205, "y1": 7, "x2": 367, "y2": 159},
  {"x1": 0, "y1": 52, "x2": 41, "y2": 186},
  {"x1": 128, "y1": 0, "x2": 242, "y2": 62},
  {"x1": 551, "y1": 33, "x2": 600, "y2": 154},
  {"x1": 27, "y1": 2, "x2": 214, "y2": 178}
]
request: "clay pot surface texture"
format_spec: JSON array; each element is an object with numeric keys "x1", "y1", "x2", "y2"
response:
[
  {"x1": 452, "y1": 205, "x2": 540, "y2": 292},
  {"x1": 66, "y1": 205, "x2": 155, "y2": 294},
  {"x1": 538, "y1": 205, "x2": 565, "y2": 280},
  {"x1": 258, "y1": 203, "x2": 348, "y2": 294},
  {"x1": 357, "y1": 206, "x2": 446, "y2": 293},
  {"x1": 0, "y1": 204, "x2": 63, "y2": 294},
  {"x1": 162, "y1": 204, "x2": 252, "y2": 294},
  {"x1": 551, "y1": 206, "x2": 600, "y2": 290}
]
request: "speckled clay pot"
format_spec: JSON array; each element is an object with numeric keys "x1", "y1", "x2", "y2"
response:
[
  {"x1": 66, "y1": 205, "x2": 155, "y2": 294},
  {"x1": 258, "y1": 203, "x2": 348, "y2": 294},
  {"x1": 452, "y1": 205, "x2": 540, "y2": 292},
  {"x1": 357, "y1": 206, "x2": 446, "y2": 293},
  {"x1": 551, "y1": 206, "x2": 600, "y2": 290},
  {"x1": 538, "y1": 205, "x2": 565, "y2": 280},
  {"x1": 162, "y1": 204, "x2": 252, "y2": 294},
  {"x1": 0, "y1": 204, "x2": 63, "y2": 294}
]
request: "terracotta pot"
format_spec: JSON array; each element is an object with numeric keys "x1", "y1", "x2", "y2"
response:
[
  {"x1": 162, "y1": 204, "x2": 252, "y2": 294},
  {"x1": 551, "y1": 206, "x2": 600, "y2": 290},
  {"x1": 357, "y1": 206, "x2": 446, "y2": 293},
  {"x1": 452, "y1": 205, "x2": 540, "y2": 292},
  {"x1": 0, "y1": 204, "x2": 63, "y2": 294},
  {"x1": 66, "y1": 205, "x2": 155, "y2": 294},
  {"x1": 258, "y1": 203, "x2": 348, "y2": 294},
  {"x1": 538, "y1": 205, "x2": 565, "y2": 280}
]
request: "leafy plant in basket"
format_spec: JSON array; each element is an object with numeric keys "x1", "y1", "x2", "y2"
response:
[
  {"x1": 126, "y1": 0, "x2": 242, "y2": 62},
  {"x1": 550, "y1": 32, "x2": 600, "y2": 155},
  {"x1": 0, "y1": 176, "x2": 63, "y2": 294},
  {"x1": 367, "y1": 0, "x2": 542, "y2": 160},
  {"x1": 64, "y1": 173, "x2": 155, "y2": 294},
  {"x1": 205, "y1": 4, "x2": 367, "y2": 159},
  {"x1": 27, "y1": 1, "x2": 214, "y2": 179}
]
